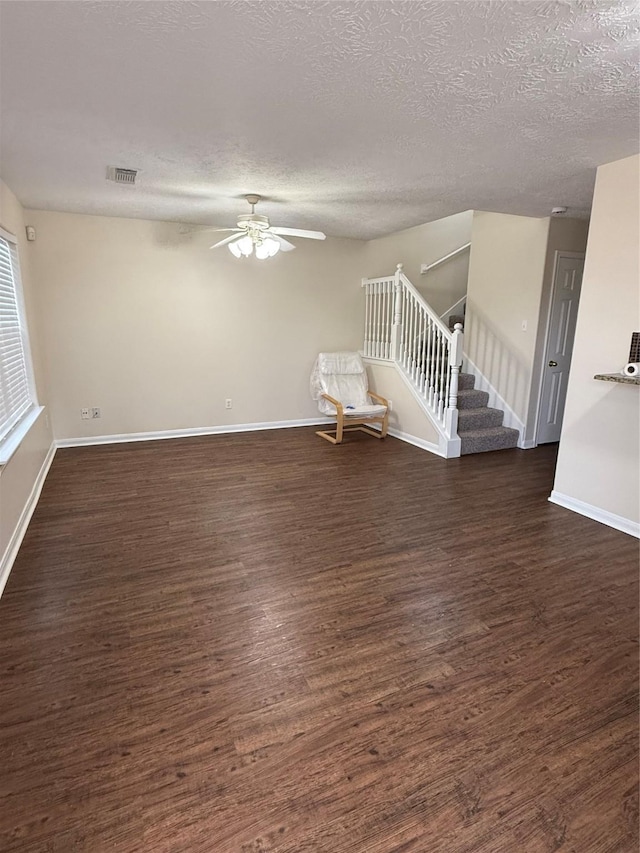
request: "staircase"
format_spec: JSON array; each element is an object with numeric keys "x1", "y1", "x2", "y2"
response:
[
  {"x1": 361, "y1": 264, "x2": 520, "y2": 458},
  {"x1": 456, "y1": 372, "x2": 519, "y2": 454},
  {"x1": 444, "y1": 309, "x2": 519, "y2": 454}
]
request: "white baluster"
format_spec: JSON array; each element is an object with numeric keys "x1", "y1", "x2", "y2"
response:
[
  {"x1": 413, "y1": 300, "x2": 420, "y2": 383},
  {"x1": 446, "y1": 322, "x2": 464, "y2": 435},
  {"x1": 404, "y1": 289, "x2": 411, "y2": 370},
  {"x1": 429, "y1": 318, "x2": 436, "y2": 405},
  {"x1": 381, "y1": 281, "x2": 386, "y2": 357},
  {"x1": 378, "y1": 282, "x2": 384, "y2": 358},
  {"x1": 371, "y1": 282, "x2": 378, "y2": 358},
  {"x1": 364, "y1": 282, "x2": 370, "y2": 357},
  {"x1": 438, "y1": 327, "x2": 447, "y2": 420},
  {"x1": 423, "y1": 316, "x2": 429, "y2": 400},
  {"x1": 380, "y1": 282, "x2": 384, "y2": 359},
  {"x1": 419, "y1": 307, "x2": 426, "y2": 391},
  {"x1": 409, "y1": 295, "x2": 415, "y2": 379},
  {"x1": 384, "y1": 281, "x2": 390, "y2": 358},
  {"x1": 391, "y1": 270, "x2": 403, "y2": 362},
  {"x1": 402, "y1": 287, "x2": 409, "y2": 369}
]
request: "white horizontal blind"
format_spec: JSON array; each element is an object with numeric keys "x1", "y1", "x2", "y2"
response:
[{"x1": 0, "y1": 233, "x2": 33, "y2": 443}]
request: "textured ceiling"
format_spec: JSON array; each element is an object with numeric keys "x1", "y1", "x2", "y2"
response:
[{"x1": 0, "y1": 0, "x2": 638, "y2": 239}]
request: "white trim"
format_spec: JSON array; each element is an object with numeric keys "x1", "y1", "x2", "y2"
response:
[
  {"x1": 359, "y1": 353, "x2": 394, "y2": 366},
  {"x1": 363, "y1": 356, "x2": 458, "y2": 457},
  {"x1": 420, "y1": 242, "x2": 471, "y2": 275},
  {"x1": 0, "y1": 406, "x2": 45, "y2": 465},
  {"x1": 55, "y1": 417, "x2": 329, "y2": 448},
  {"x1": 549, "y1": 491, "x2": 640, "y2": 539},
  {"x1": 366, "y1": 423, "x2": 444, "y2": 457},
  {"x1": 387, "y1": 427, "x2": 444, "y2": 457},
  {"x1": 0, "y1": 230, "x2": 40, "y2": 448},
  {"x1": 0, "y1": 442, "x2": 56, "y2": 598},
  {"x1": 363, "y1": 356, "x2": 459, "y2": 456},
  {"x1": 462, "y1": 354, "x2": 526, "y2": 446}
]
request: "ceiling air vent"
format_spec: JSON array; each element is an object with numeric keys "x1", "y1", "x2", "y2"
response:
[{"x1": 106, "y1": 166, "x2": 137, "y2": 185}]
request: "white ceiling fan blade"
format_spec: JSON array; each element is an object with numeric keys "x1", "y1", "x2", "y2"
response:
[
  {"x1": 271, "y1": 226, "x2": 326, "y2": 240},
  {"x1": 210, "y1": 233, "x2": 242, "y2": 250},
  {"x1": 267, "y1": 233, "x2": 296, "y2": 252},
  {"x1": 180, "y1": 225, "x2": 242, "y2": 235}
]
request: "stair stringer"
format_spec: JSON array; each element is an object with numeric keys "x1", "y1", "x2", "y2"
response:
[
  {"x1": 461, "y1": 354, "x2": 530, "y2": 448},
  {"x1": 387, "y1": 358, "x2": 461, "y2": 458}
]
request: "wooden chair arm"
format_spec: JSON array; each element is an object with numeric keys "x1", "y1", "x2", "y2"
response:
[
  {"x1": 368, "y1": 391, "x2": 389, "y2": 407},
  {"x1": 321, "y1": 393, "x2": 344, "y2": 415}
]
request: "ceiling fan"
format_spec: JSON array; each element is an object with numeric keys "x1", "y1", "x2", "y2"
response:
[{"x1": 208, "y1": 195, "x2": 326, "y2": 259}]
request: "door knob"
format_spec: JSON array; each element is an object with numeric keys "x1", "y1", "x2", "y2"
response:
[{"x1": 548, "y1": 360, "x2": 558, "y2": 367}]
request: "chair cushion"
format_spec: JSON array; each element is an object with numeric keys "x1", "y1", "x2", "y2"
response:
[{"x1": 343, "y1": 403, "x2": 387, "y2": 418}]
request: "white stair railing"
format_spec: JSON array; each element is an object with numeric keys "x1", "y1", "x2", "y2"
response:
[
  {"x1": 420, "y1": 242, "x2": 471, "y2": 275},
  {"x1": 362, "y1": 275, "x2": 395, "y2": 359},
  {"x1": 362, "y1": 264, "x2": 464, "y2": 445},
  {"x1": 440, "y1": 294, "x2": 467, "y2": 324}
]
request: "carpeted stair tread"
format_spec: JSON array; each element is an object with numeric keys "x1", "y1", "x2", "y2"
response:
[
  {"x1": 457, "y1": 406, "x2": 505, "y2": 431},
  {"x1": 460, "y1": 426, "x2": 519, "y2": 455},
  {"x1": 457, "y1": 372, "x2": 476, "y2": 390},
  {"x1": 457, "y1": 388, "x2": 490, "y2": 409}
]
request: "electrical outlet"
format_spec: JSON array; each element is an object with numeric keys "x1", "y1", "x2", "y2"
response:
[
  {"x1": 81, "y1": 408, "x2": 90, "y2": 419},
  {"x1": 387, "y1": 399, "x2": 393, "y2": 411},
  {"x1": 225, "y1": 398, "x2": 232, "y2": 409},
  {"x1": 91, "y1": 407, "x2": 101, "y2": 419},
  {"x1": 521, "y1": 320, "x2": 528, "y2": 331}
]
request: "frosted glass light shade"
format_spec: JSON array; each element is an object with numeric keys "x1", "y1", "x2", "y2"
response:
[
  {"x1": 255, "y1": 237, "x2": 280, "y2": 260},
  {"x1": 228, "y1": 240, "x2": 243, "y2": 258},
  {"x1": 237, "y1": 235, "x2": 253, "y2": 256}
]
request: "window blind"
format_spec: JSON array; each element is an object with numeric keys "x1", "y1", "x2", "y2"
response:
[{"x1": 0, "y1": 234, "x2": 33, "y2": 443}]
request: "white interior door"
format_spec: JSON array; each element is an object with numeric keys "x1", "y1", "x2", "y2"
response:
[{"x1": 536, "y1": 252, "x2": 585, "y2": 444}]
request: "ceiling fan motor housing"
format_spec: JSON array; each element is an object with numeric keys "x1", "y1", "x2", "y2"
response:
[{"x1": 237, "y1": 213, "x2": 270, "y2": 230}]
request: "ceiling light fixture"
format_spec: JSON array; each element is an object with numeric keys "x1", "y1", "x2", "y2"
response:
[
  {"x1": 209, "y1": 195, "x2": 325, "y2": 258},
  {"x1": 227, "y1": 230, "x2": 280, "y2": 260}
]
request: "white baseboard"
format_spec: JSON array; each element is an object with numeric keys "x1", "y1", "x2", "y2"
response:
[
  {"x1": 549, "y1": 491, "x2": 640, "y2": 539},
  {"x1": 55, "y1": 418, "x2": 328, "y2": 448},
  {"x1": 366, "y1": 423, "x2": 444, "y2": 457},
  {"x1": 0, "y1": 442, "x2": 57, "y2": 598},
  {"x1": 364, "y1": 357, "x2": 462, "y2": 458},
  {"x1": 387, "y1": 427, "x2": 444, "y2": 457},
  {"x1": 462, "y1": 355, "x2": 527, "y2": 446}
]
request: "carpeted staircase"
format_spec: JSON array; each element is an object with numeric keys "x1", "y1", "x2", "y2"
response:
[
  {"x1": 456, "y1": 372, "x2": 519, "y2": 454},
  {"x1": 444, "y1": 311, "x2": 519, "y2": 455}
]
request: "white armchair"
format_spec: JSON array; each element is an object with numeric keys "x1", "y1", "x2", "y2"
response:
[{"x1": 310, "y1": 352, "x2": 389, "y2": 444}]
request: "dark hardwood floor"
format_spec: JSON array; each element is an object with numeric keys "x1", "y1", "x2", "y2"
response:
[{"x1": 0, "y1": 430, "x2": 637, "y2": 853}]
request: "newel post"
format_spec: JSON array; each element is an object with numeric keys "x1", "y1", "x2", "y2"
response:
[
  {"x1": 446, "y1": 322, "x2": 464, "y2": 435},
  {"x1": 390, "y1": 263, "x2": 404, "y2": 362}
]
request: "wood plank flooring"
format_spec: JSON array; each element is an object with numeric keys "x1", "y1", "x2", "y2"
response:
[{"x1": 0, "y1": 429, "x2": 637, "y2": 852}]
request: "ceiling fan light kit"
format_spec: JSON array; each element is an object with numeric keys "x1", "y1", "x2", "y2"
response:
[{"x1": 209, "y1": 195, "x2": 326, "y2": 260}]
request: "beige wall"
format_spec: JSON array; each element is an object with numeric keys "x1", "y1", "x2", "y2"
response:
[
  {"x1": 365, "y1": 210, "x2": 473, "y2": 316},
  {"x1": 553, "y1": 154, "x2": 640, "y2": 529},
  {"x1": 465, "y1": 211, "x2": 551, "y2": 438},
  {"x1": 27, "y1": 210, "x2": 368, "y2": 440},
  {"x1": 366, "y1": 361, "x2": 440, "y2": 450},
  {"x1": 0, "y1": 181, "x2": 54, "y2": 582}
]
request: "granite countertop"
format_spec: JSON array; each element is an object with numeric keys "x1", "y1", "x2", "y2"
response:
[{"x1": 594, "y1": 373, "x2": 640, "y2": 385}]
